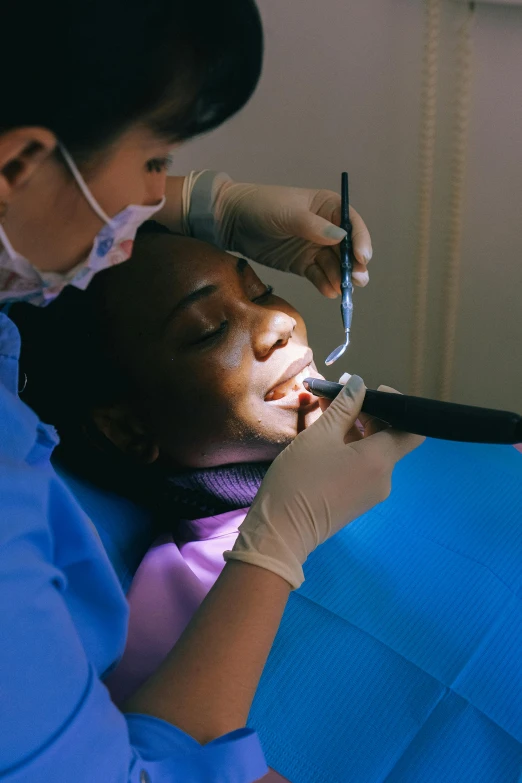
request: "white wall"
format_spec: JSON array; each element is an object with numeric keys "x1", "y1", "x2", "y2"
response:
[{"x1": 171, "y1": 0, "x2": 522, "y2": 412}]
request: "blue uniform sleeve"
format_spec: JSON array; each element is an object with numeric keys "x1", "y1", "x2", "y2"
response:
[{"x1": 0, "y1": 459, "x2": 268, "y2": 783}]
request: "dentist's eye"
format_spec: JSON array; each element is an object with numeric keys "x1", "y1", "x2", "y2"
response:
[
  {"x1": 253, "y1": 285, "x2": 274, "y2": 303},
  {"x1": 146, "y1": 156, "x2": 171, "y2": 174}
]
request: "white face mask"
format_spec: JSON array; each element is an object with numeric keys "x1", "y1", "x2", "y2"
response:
[{"x1": 0, "y1": 144, "x2": 166, "y2": 306}]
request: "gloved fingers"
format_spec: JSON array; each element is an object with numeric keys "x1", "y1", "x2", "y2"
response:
[
  {"x1": 323, "y1": 250, "x2": 370, "y2": 288},
  {"x1": 311, "y1": 374, "x2": 366, "y2": 440},
  {"x1": 319, "y1": 396, "x2": 332, "y2": 413},
  {"x1": 373, "y1": 383, "x2": 426, "y2": 456},
  {"x1": 352, "y1": 261, "x2": 370, "y2": 288},
  {"x1": 312, "y1": 247, "x2": 343, "y2": 296},
  {"x1": 318, "y1": 200, "x2": 372, "y2": 270},
  {"x1": 313, "y1": 237, "x2": 369, "y2": 293},
  {"x1": 288, "y1": 208, "x2": 346, "y2": 246},
  {"x1": 354, "y1": 426, "x2": 425, "y2": 473},
  {"x1": 345, "y1": 422, "x2": 364, "y2": 443},
  {"x1": 337, "y1": 374, "x2": 388, "y2": 436},
  {"x1": 317, "y1": 370, "x2": 354, "y2": 415},
  {"x1": 350, "y1": 206, "x2": 373, "y2": 266},
  {"x1": 358, "y1": 388, "x2": 403, "y2": 434},
  {"x1": 352, "y1": 261, "x2": 370, "y2": 287},
  {"x1": 304, "y1": 261, "x2": 339, "y2": 299},
  {"x1": 358, "y1": 385, "x2": 401, "y2": 435},
  {"x1": 377, "y1": 384, "x2": 402, "y2": 395},
  {"x1": 316, "y1": 199, "x2": 372, "y2": 269},
  {"x1": 355, "y1": 418, "x2": 365, "y2": 434},
  {"x1": 311, "y1": 246, "x2": 370, "y2": 294},
  {"x1": 358, "y1": 385, "x2": 401, "y2": 434},
  {"x1": 358, "y1": 413, "x2": 389, "y2": 437}
]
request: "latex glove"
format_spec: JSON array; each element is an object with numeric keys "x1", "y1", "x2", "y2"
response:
[
  {"x1": 182, "y1": 171, "x2": 372, "y2": 298},
  {"x1": 224, "y1": 375, "x2": 424, "y2": 589}
]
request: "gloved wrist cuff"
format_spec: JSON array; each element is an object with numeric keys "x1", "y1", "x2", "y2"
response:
[
  {"x1": 181, "y1": 171, "x2": 204, "y2": 235},
  {"x1": 223, "y1": 549, "x2": 304, "y2": 591},
  {"x1": 184, "y1": 170, "x2": 233, "y2": 245}
]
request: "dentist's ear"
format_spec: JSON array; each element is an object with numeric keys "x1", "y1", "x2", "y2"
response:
[
  {"x1": 91, "y1": 403, "x2": 160, "y2": 465},
  {"x1": 0, "y1": 128, "x2": 57, "y2": 204}
]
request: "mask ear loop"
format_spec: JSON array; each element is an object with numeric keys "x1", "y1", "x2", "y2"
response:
[
  {"x1": 58, "y1": 144, "x2": 115, "y2": 227},
  {"x1": 0, "y1": 222, "x2": 18, "y2": 260},
  {"x1": 0, "y1": 201, "x2": 18, "y2": 262},
  {"x1": 18, "y1": 372, "x2": 28, "y2": 394}
]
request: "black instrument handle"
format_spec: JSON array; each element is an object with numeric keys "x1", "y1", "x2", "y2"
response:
[{"x1": 303, "y1": 378, "x2": 522, "y2": 445}]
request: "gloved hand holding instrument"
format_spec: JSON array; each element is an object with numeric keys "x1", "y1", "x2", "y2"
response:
[
  {"x1": 179, "y1": 170, "x2": 372, "y2": 297},
  {"x1": 225, "y1": 375, "x2": 424, "y2": 589}
]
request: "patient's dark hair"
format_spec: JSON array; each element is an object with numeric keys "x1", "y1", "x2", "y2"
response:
[{"x1": 10, "y1": 221, "x2": 172, "y2": 503}]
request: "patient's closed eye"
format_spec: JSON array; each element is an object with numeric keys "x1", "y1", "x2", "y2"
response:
[
  {"x1": 253, "y1": 285, "x2": 274, "y2": 302},
  {"x1": 190, "y1": 286, "x2": 275, "y2": 347},
  {"x1": 192, "y1": 321, "x2": 228, "y2": 346}
]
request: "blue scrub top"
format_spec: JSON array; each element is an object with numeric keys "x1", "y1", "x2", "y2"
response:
[{"x1": 0, "y1": 312, "x2": 267, "y2": 783}]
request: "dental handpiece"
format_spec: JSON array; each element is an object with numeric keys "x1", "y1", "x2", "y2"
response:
[
  {"x1": 339, "y1": 172, "x2": 354, "y2": 339},
  {"x1": 303, "y1": 378, "x2": 522, "y2": 445}
]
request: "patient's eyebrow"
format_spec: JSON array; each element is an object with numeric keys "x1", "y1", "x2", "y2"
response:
[
  {"x1": 162, "y1": 284, "x2": 218, "y2": 327},
  {"x1": 162, "y1": 259, "x2": 248, "y2": 328}
]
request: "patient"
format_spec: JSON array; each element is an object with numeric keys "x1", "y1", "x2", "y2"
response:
[
  {"x1": 13, "y1": 223, "x2": 522, "y2": 783},
  {"x1": 12, "y1": 220, "x2": 329, "y2": 694},
  {"x1": 14, "y1": 221, "x2": 327, "y2": 482}
]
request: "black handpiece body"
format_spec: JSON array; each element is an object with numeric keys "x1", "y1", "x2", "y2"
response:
[{"x1": 303, "y1": 378, "x2": 522, "y2": 445}]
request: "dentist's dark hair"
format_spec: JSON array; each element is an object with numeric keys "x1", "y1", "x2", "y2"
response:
[
  {"x1": 2, "y1": 1, "x2": 263, "y2": 161},
  {"x1": 9, "y1": 222, "x2": 177, "y2": 504}
]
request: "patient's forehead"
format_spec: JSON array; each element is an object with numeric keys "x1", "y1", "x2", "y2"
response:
[
  {"x1": 101, "y1": 234, "x2": 233, "y2": 311},
  {"x1": 135, "y1": 233, "x2": 232, "y2": 289}
]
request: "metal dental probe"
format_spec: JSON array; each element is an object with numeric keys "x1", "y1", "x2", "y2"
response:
[{"x1": 325, "y1": 172, "x2": 353, "y2": 366}]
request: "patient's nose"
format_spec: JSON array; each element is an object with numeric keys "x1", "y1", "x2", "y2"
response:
[{"x1": 253, "y1": 310, "x2": 297, "y2": 359}]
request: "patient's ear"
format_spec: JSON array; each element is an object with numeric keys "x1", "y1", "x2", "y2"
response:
[{"x1": 91, "y1": 403, "x2": 160, "y2": 465}]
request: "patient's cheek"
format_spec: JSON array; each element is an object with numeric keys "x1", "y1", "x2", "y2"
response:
[{"x1": 174, "y1": 389, "x2": 246, "y2": 465}]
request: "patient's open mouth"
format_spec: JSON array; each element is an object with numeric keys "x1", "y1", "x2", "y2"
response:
[
  {"x1": 264, "y1": 365, "x2": 313, "y2": 401},
  {"x1": 264, "y1": 350, "x2": 323, "y2": 408}
]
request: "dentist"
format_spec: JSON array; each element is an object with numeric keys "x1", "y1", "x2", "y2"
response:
[{"x1": 0, "y1": 1, "x2": 422, "y2": 781}]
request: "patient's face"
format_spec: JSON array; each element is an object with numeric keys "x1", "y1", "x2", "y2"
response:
[{"x1": 98, "y1": 233, "x2": 324, "y2": 467}]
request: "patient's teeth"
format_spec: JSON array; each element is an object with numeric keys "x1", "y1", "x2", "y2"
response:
[{"x1": 265, "y1": 364, "x2": 312, "y2": 401}]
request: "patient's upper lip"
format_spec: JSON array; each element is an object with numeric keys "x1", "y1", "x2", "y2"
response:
[{"x1": 266, "y1": 348, "x2": 314, "y2": 395}]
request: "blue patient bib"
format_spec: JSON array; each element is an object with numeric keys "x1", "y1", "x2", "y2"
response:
[{"x1": 249, "y1": 439, "x2": 522, "y2": 783}]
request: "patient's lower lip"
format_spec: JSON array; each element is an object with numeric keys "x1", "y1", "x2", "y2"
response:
[
  {"x1": 264, "y1": 369, "x2": 325, "y2": 409},
  {"x1": 264, "y1": 366, "x2": 312, "y2": 401},
  {"x1": 265, "y1": 391, "x2": 317, "y2": 409}
]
